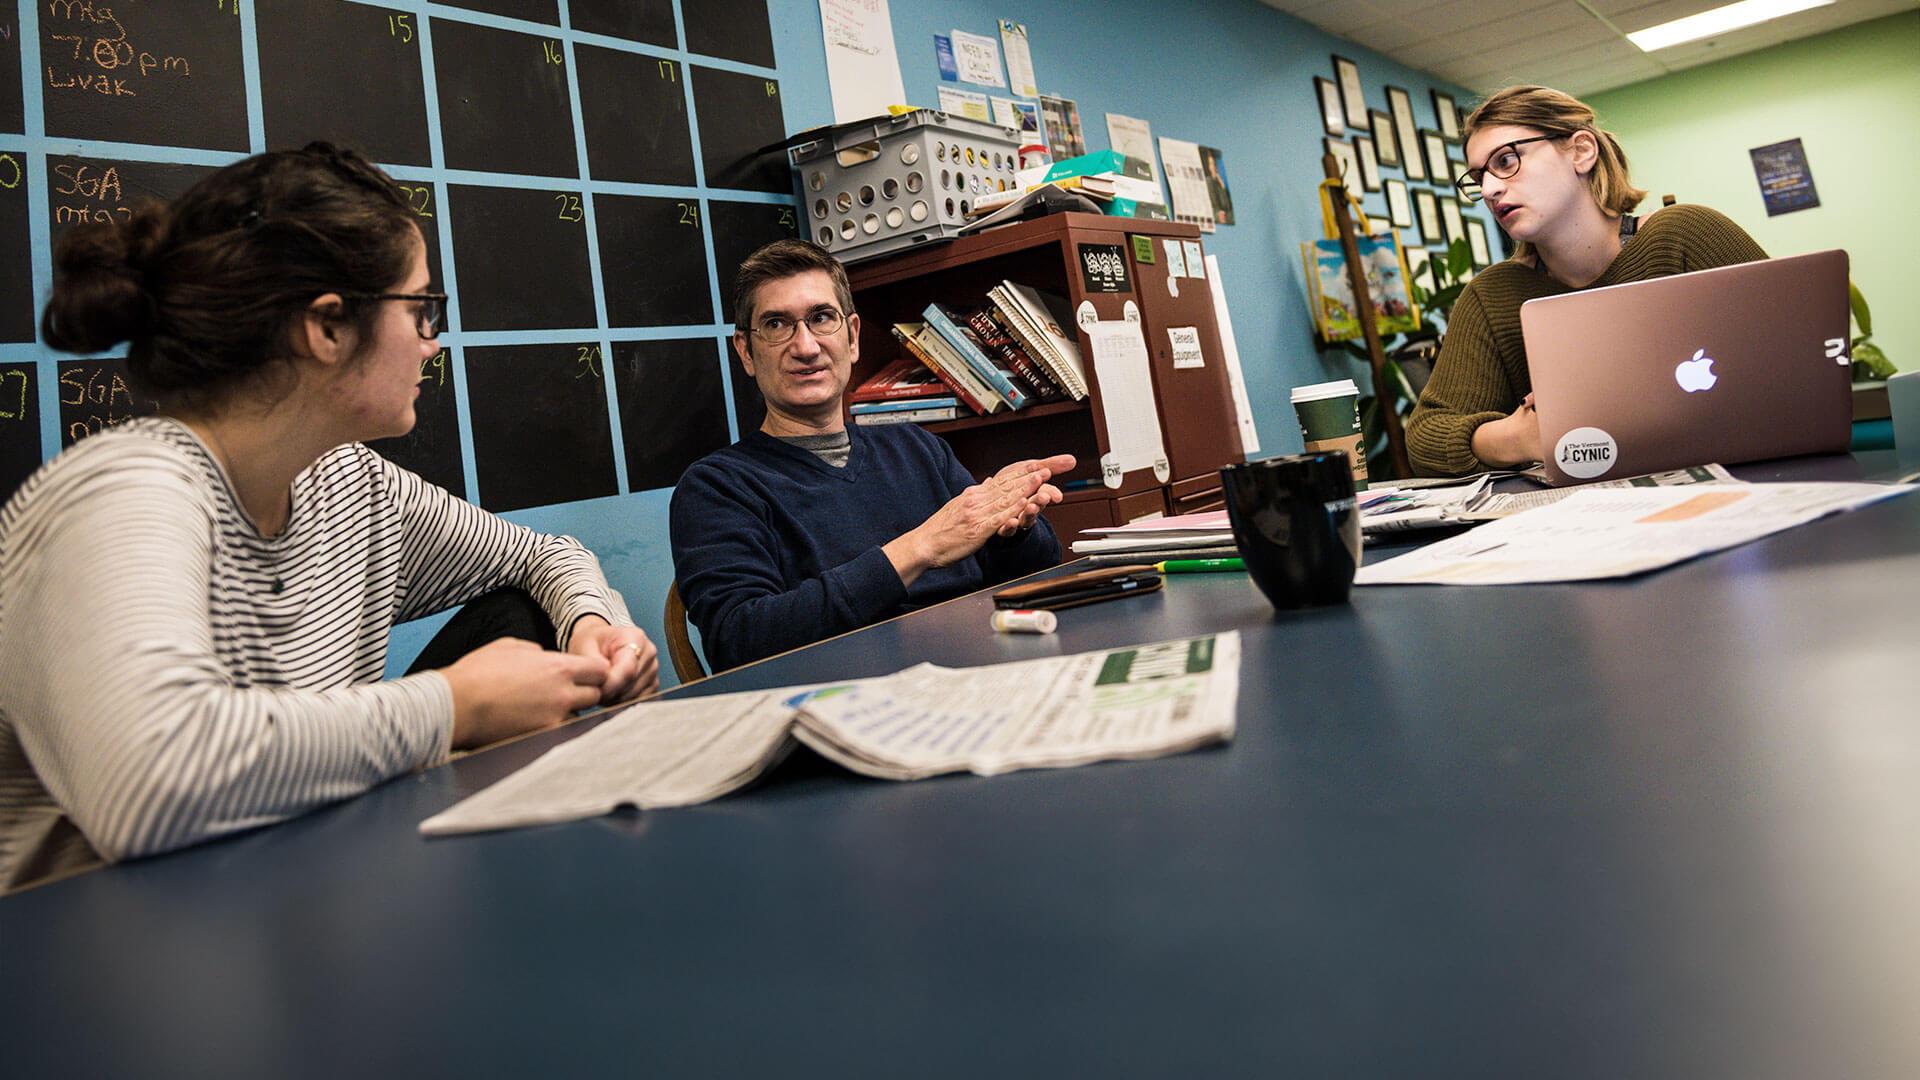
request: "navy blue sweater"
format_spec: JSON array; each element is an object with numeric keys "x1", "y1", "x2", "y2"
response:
[{"x1": 669, "y1": 423, "x2": 1061, "y2": 672}]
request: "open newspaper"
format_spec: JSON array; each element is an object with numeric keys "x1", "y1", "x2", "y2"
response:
[
  {"x1": 421, "y1": 634, "x2": 1240, "y2": 837},
  {"x1": 1355, "y1": 482, "x2": 1911, "y2": 586}
]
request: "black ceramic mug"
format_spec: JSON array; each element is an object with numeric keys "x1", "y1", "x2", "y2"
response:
[{"x1": 1220, "y1": 452, "x2": 1362, "y2": 609}]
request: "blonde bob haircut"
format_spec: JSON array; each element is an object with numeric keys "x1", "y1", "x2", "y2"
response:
[{"x1": 1463, "y1": 85, "x2": 1647, "y2": 260}]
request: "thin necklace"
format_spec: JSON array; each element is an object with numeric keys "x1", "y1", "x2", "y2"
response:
[
  {"x1": 194, "y1": 420, "x2": 291, "y2": 593},
  {"x1": 1534, "y1": 214, "x2": 1637, "y2": 285}
]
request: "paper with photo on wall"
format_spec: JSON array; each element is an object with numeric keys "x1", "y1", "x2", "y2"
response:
[
  {"x1": 938, "y1": 85, "x2": 991, "y2": 123},
  {"x1": 948, "y1": 27, "x2": 1005, "y2": 87},
  {"x1": 1040, "y1": 94, "x2": 1086, "y2": 159},
  {"x1": 1355, "y1": 484, "x2": 1913, "y2": 586},
  {"x1": 420, "y1": 635, "x2": 1241, "y2": 835},
  {"x1": 1205, "y1": 254, "x2": 1259, "y2": 454},
  {"x1": 1105, "y1": 113, "x2": 1161, "y2": 186},
  {"x1": 820, "y1": 0, "x2": 908, "y2": 124},
  {"x1": 1157, "y1": 136, "x2": 1215, "y2": 232},
  {"x1": 1085, "y1": 319, "x2": 1171, "y2": 487},
  {"x1": 1010, "y1": 100, "x2": 1042, "y2": 143},
  {"x1": 998, "y1": 19, "x2": 1038, "y2": 98},
  {"x1": 1198, "y1": 146, "x2": 1234, "y2": 225},
  {"x1": 990, "y1": 96, "x2": 1023, "y2": 130}
]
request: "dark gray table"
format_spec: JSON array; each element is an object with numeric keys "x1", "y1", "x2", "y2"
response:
[{"x1": 6, "y1": 453, "x2": 1918, "y2": 1078}]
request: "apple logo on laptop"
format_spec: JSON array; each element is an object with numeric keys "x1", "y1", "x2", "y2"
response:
[{"x1": 1674, "y1": 349, "x2": 1718, "y2": 393}]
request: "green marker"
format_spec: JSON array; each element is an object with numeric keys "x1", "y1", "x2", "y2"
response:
[{"x1": 1155, "y1": 557, "x2": 1245, "y2": 574}]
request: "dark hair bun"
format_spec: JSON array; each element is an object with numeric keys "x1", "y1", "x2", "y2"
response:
[{"x1": 41, "y1": 203, "x2": 169, "y2": 354}]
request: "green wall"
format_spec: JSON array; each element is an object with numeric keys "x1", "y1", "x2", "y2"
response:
[{"x1": 1587, "y1": 11, "x2": 1920, "y2": 371}]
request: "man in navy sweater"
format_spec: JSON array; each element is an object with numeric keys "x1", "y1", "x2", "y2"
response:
[{"x1": 670, "y1": 240, "x2": 1073, "y2": 673}]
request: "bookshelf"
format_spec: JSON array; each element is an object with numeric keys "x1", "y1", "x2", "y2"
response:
[{"x1": 845, "y1": 213, "x2": 1247, "y2": 550}]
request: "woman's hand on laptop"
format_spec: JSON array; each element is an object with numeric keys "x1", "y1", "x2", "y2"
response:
[{"x1": 1471, "y1": 395, "x2": 1544, "y2": 467}]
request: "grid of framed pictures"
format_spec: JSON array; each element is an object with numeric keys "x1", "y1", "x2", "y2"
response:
[{"x1": 1304, "y1": 57, "x2": 1497, "y2": 277}]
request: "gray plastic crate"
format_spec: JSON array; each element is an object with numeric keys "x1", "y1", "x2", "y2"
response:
[{"x1": 790, "y1": 110, "x2": 1022, "y2": 264}]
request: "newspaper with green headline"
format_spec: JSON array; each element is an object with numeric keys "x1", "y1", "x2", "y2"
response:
[{"x1": 420, "y1": 633, "x2": 1239, "y2": 837}]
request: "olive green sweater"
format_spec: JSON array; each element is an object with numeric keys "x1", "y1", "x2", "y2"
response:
[{"x1": 1406, "y1": 204, "x2": 1768, "y2": 477}]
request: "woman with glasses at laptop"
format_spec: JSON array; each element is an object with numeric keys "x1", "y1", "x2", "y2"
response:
[
  {"x1": 1405, "y1": 85, "x2": 1768, "y2": 476},
  {"x1": 0, "y1": 144, "x2": 658, "y2": 890}
]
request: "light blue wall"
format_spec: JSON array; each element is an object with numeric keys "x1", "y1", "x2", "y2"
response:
[{"x1": 395, "y1": 0, "x2": 1490, "y2": 683}]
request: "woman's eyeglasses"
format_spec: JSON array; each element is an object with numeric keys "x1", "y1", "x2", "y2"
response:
[
  {"x1": 747, "y1": 307, "x2": 849, "y2": 345},
  {"x1": 1455, "y1": 135, "x2": 1564, "y2": 203},
  {"x1": 347, "y1": 292, "x2": 448, "y2": 339}
]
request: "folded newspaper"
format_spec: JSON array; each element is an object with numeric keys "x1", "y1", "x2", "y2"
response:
[{"x1": 420, "y1": 633, "x2": 1240, "y2": 837}]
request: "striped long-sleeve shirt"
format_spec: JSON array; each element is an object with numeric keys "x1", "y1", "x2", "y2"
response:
[{"x1": 0, "y1": 417, "x2": 632, "y2": 890}]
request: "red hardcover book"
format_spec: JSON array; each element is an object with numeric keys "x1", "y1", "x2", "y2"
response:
[
  {"x1": 847, "y1": 355, "x2": 951, "y2": 403},
  {"x1": 963, "y1": 306, "x2": 1064, "y2": 402}
]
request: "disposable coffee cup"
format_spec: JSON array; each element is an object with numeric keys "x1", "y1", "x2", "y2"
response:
[
  {"x1": 1220, "y1": 453, "x2": 1362, "y2": 610},
  {"x1": 1290, "y1": 379, "x2": 1369, "y2": 491}
]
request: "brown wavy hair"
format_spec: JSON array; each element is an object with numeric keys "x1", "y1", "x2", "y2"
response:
[{"x1": 1463, "y1": 85, "x2": 1647, "y2": 260}]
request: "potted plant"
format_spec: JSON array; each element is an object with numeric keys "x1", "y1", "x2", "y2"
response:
[{"x1": 1349, "y1": 239, "x2": 1472, "y2": 479}]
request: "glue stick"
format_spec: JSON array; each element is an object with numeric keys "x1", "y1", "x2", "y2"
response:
[{"x1": 990, "y1": 608, "x2": 1057, "y2": 634}]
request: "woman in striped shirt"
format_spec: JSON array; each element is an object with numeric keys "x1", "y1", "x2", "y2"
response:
[{"x1": 0, "y1": 145, "x2": 659, "y2": 890}]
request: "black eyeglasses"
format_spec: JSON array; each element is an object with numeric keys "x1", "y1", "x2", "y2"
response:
[
  {"x1": 1455, "y1": 135, "x2": 1564, "y2": 203},
  {"x1": 746, "y1": 306, "x2": 850, "y2": 346},
  {"x1": 347, "y1": 291, "x2": 447, "y2": 339}
]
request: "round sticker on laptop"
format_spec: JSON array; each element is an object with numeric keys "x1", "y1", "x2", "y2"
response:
[{"x1": 1554, "y1": 427, "x2": 1618, "y2": 480}]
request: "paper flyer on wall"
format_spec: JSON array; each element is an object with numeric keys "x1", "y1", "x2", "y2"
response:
[
  {"x1": 1157, "y1": 136, "x2": 1215, "y2": 232},
  {"x1": 948, "y1": 28, "x2": 1005, "y2": 87},
  {"x1": 1039, "y1": 95, "x2": 1085, "y2": 159},
  {"x1": 1104, "y1": 114, "x2": 1160, "y2": 187},
  {"x1": 1085, "y1": 319, "x2": 1171, "y2": 487},
  {"x1": 1354, "y1": 483, "x2": 1913, "y2": 586},
  {"x1": 420, "y1": 635, "x2": 1240, "y2": 837},
  {"x1": 819, "y1": 0, "x2": 908, "y2": 124},
  {"x1": 998, "y1": 20, "x2": 1039, "y2": 98},
  {"x1": 938, "y1": 86, "x2": 991, "y2": 122},
  {"x1": 1204, "y1": 254, "x2": 1260, "y2": 454}
]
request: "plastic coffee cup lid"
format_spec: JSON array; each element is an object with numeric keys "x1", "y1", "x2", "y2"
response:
[{"x1": 1291, "y1": 379, "x2": 1360, "y2": 403}]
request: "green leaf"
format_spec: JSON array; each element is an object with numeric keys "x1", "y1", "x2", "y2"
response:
[
  {"x1": 1849, "y1": 279, "x2": 1872, "y2": 336},
  {"x1": 1447, "y1": 239, "x2": 1472, "y2": 278},
  {"x1": 1386, "y1": 358, "x2": 1418, "y2": 403},
  {"x1": 1853, "y1": 341, "x2": 1896, "y2": 379},
  {"x1": 1428, "y1": 283, "x2": 1465, "y2": 311}
]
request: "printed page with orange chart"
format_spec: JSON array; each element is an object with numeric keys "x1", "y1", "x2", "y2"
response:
[{"x1": 1355, "y1": 483, "x2": 1913, "y2": 586}]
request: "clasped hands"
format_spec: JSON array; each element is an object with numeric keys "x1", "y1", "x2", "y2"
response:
[
  {"x1": 885, "y1": 453, "x2": 1077, "y2": 586},
  {"x1": 442, "y1": 614, "x2": 660, "y2": 751}
]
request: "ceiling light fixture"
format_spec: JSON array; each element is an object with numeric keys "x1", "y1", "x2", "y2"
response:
[{"x1": 1626, "y1": 0, "x2": 1833, "y2": 51}]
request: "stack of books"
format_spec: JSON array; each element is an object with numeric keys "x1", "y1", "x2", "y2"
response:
[
  {"x1": 965, "y1": 151, "x2": 1171, "y2": 223},
  {"x1": 1069, "y1": 510, "x2": 1240, "y2": 565},
  {"x1": 859, "y1": 280, "x2": 1089, "y2": 425},
  {"x1": 847, "y1": 356, "x2": 962, "y2": 426}
]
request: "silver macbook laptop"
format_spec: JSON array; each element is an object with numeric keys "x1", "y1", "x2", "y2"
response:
[{"x1": 1520, "y1": 249, "x2": 1852, "y2": 485}]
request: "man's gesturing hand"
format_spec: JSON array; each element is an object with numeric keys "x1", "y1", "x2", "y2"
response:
[{"x1": 884, "y1": 453, "x2": 1077, "y2": 586}]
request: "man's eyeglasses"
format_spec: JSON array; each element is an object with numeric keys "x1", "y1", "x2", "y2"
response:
[
  {"x1": 747, "y1": 307, "x2": 850, "y2": 346},
  {"x1": 347, "y1": 292, "x2": 447, "y2": 339},
  {"x1": 1455, "y1": 135, "x2": 1564, "y2": 203}
]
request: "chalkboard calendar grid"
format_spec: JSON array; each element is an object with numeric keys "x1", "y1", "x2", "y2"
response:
[{"x1": 0, "y1": 0, "x2": 801, "y2": 512}]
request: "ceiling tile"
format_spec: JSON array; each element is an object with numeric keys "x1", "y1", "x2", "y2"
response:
[
  {"x1": 1291, "y1": 0, "x2": 1396, "y2": 33},
  {"x1": 1347, "y1": 19, "x2": 1434, "y2": 51}
]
